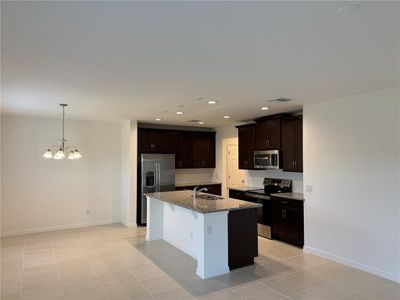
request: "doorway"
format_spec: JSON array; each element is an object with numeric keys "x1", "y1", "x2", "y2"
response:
[{"x1": 226, "y1": 143, "x2": 245, "y2": 193}]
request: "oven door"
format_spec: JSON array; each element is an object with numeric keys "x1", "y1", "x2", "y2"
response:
[
  {"x1": 245, "y1": 193, "x2": 272, "y2": 239},
  {"x1": 254, "y1": 150, "x2": 280, "y2": 169}
]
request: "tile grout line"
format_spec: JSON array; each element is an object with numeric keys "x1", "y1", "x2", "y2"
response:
[
  {"x1": 50, "y1": 237, "x2": 65, "y2": 299},
  {"x1": 18, "y1": 236, "x2": 27, "y2": 298},
  {"x1": 74, "y1": 230, "x2": 112, "y2": 300},
  {"x1": 96, "y1": 229, "x2": 156, "y2": 299}
]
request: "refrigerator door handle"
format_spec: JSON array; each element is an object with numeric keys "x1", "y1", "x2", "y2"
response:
[{"x1": 157, "y1": 163, "x2": 161, "y2": 192}]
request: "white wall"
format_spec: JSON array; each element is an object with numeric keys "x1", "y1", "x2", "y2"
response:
[
  {"x1": 303, "y1": 87, "x2": 400, "y2": 282},
  {"x1": 213, "y1": 125, "x2": 303, "y2": 197},
  {"x1": 1, "y1": 115, "x2": 123, "y2": 236}
]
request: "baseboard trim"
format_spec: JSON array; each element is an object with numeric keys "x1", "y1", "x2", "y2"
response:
[
  {"x1": 303, "y1": 245, "x2": 400, "y2": 283},
  {"x1": 1, "y1": 220, "x2": 114, "y2": 237},
  {"x1": 121, "y1": 222, "x2": 137, "y2": 228}
]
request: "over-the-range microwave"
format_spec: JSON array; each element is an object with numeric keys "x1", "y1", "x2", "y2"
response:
[{"x1": 254, "y1": 150, "x2": 280, "y2": 169}]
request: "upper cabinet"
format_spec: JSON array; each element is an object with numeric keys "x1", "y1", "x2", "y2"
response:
[
  {"x1": 138, "y1": 129, "x2": 170, "y2": 153},
  {"x1": 169, "y1": 131, "x2": 193, "y2": 169},
  {"x1": 255, "y1": 117, "x2": 282, "y2": 150},
  {"x1": 237, "y1": 113, "x2": 303, "y2": 172},
  {"x1": 138, "y1": 128, "x2": 215, "y2": 169},
  {"x1": 282, "y1": 116, "x2": 303, "y2": 172},
  {"x1": 237, "y1": 124, "x2": 255, "y2": 170},
  {"x1": 192, "y1": 132, "x2": 216, "y2": 168}
]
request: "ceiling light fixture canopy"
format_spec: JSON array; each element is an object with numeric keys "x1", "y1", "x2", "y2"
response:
[{"x1": 42, "y1": 104, "x2": 82, "y2": 160}]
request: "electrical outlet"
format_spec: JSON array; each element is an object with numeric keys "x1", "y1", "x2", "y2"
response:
[
  {"x1": 86, "y1": 210, "x2": 90, "y2": 215},
  {"x1": 306, "y1": 185, "x2": 313, "y2": 193}
]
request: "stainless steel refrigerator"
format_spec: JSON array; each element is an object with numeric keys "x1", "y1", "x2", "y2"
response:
[{"x1": 137, "y1": 154, "x2": 175, "y2": 226}]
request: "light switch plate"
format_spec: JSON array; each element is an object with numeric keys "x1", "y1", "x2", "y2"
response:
[{"x1": 306, "y1": 184, "x2": 313, "y2": 193}]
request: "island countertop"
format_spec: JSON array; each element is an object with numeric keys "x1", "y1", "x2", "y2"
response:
[{"x1": 145, "y1": 190, "x2": 262, "y2": 214}]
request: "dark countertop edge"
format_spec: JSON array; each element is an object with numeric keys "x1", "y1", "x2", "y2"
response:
[
  {"x1": 145, "y1": 193, "x2": 262, "y2": 214},
  {"x1": 270, "y1": 192, "x2": 305, "y2": 201}
]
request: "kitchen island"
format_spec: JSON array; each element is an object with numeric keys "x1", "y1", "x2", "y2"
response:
[{"x1": 145, "y1": 190, "x2": 261, "y2": 279}]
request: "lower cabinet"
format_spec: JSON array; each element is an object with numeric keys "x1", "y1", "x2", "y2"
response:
[
  {"x1": 175, "y1": 183, "x2": 222, "y2": 196},
  {"x1": 271, "y1": 196, "x2": 304, "y2": 247},
  {"x1": 228, "y1": 208, "x2": 258, "y2": 270}
]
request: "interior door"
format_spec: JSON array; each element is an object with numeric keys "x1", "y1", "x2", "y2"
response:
[{"x1": 227, "y1": 144, "x2": 245, "y2": 189}]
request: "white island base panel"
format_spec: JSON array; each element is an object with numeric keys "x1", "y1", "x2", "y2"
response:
[{"x1": 145, "y1": 196, "x2": 230, "y2": 279}]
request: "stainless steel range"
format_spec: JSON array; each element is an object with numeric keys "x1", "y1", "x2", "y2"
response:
[{"x1": 244, "y1": 178, "x2": 292, "y2": 239}]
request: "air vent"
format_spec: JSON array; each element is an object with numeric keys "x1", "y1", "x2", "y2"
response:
[{"x1": 269, "y1": 98, "x2": 293, "y2": 103}]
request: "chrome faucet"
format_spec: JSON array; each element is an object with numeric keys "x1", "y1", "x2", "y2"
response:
[{"x1": 192, "y1": 186, "x2": 208, "y2": 198}]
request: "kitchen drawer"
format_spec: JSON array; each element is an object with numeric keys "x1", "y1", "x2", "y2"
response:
[{"x1": 272, "y1": 196, "x2": 301, "y2": 208}]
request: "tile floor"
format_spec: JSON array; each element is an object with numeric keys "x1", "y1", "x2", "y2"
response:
[{"x1": 1, "y1": 224, "x2": 398, "y2": 300}]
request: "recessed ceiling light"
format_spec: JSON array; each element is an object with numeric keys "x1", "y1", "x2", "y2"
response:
[
  {"x1": 207, "y1": 100, "x2": 217, "y2": 104},
  {"x1": 155, "y1": 118, "x2": 162, "y2": 121},
  {"x1": 224, "y1": 115, "x2": 230, "y2": 119},
  {"x1": 336, "y1": 4, "x2": 360, "y2": 15},
  {"x1": 261, "y1": 107, "x2": 269, "y2": 110},
  {"x1": 176, "y1": 111, "x2": 184, "y2": 115},
  {"x1": 198, "y1": 121, "x2": 204, "y2": 125}
]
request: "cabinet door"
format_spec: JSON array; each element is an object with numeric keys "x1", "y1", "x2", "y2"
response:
[
  {"x1": 272, "y1": 204, "x2": 286, "y2": 239},
  {"x1": 283, "y1": 206, "x2": 301, "y2": 245},
  {"x1": 173, "y1": 131, "x2": 193, "y2": 169},
  {"x1": 282, "y1": 117, "x2": 302, "y2": 172},
  {"x1": 295, "y1": 119, "x2": 303, "y2": 172},
  {"x1": 192, "y1": 133, "x2": 215, "y2": 168},
  {"x1": 255, "y1": 119, "x2": 281, "y2": 150},
  {"x1": 138, "y1": 129, "x2": 170, "y2": 153},
  {"x1": 238, "y1": 125, "x2": 255, "y2": 169},
  {"x1": 255, "y1": 121, "x2": 269, "y2": 150},
  {"x1": 282, "y1": 119, "x2": 297, "y2": 172},
  {"x1": 268, "y1": 119, "x2": 281, "y2": 149}
]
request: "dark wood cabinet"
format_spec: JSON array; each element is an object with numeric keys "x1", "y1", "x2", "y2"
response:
[
  {"x1": 138, "y1": 129, "x2": 170, "y2": 153},
  {"x1": 138, "y1": 128, "x2": 215, "y2": 169},
  {"x1": 282, "y1": 117, "x2": 303, "y2": 172},
  {"x1": 237, "y1": 124, "x2": 255, "y2": 170},
  {"x1": 228, "y1": 208, "x2": 258, "y2": 270},
  {"x1": 176, "y1": 183, "x2": 221, "y2": 196},
  {"x1": 271, "y1": 196, "x2": 304, "y2": 247},
  {"x1": 255, "y1": 118, "x2": 282, "y2": 150},
  {"x1": 192, "y1": 132, "x2": 216, "y2": 168},
  {"x1": 170, "y1": 131, "x2": 193, "y2": 169}
]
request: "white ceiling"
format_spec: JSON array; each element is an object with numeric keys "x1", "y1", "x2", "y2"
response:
[{"x1": 2, "y1": 1, "x2": 399, "y2": 127}]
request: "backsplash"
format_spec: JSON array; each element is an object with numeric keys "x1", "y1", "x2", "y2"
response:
[
  {"x1": 175, "y1": 168, "x2": 215, "y2": 185},
  {"x1": 244, "y1": 169, "x2": 303, "y2": 192}
]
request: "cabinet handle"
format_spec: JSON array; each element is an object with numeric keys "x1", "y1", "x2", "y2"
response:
[
  {"x1": 294, "y1": 161, "x2": 297, "y2": 167},
  {"x1": 151, "y1": 144, "x2": 155, "y2": 149},
  {"x1": 292, "y1": 161, "x2": 295, "y2": 167}
]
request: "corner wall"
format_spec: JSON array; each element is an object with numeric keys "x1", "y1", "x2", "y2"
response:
[
  {"x1": 1, "y1": 115, "x2": 123, "y2": 236},
  {"x1": 303, "y1": 87, "x2": 400, "y2": 282}
]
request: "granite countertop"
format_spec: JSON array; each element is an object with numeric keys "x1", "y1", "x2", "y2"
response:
[
  {"x1": 175, "y1": 181, "x2": 222, "y2": 188},
  {"x1": 228, "y1": 185, "x2": 261, "y2": 192},
  {"x1": 145, "y1": 190, "x2": 262, "y2": 213},
  {"x1": 270, "y1": 192, "x2": 305, "y2": 201}
]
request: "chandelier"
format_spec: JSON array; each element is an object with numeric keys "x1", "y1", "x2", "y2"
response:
[{"x1": 43, "y1": 104, "x2": 82, "y2": 160}]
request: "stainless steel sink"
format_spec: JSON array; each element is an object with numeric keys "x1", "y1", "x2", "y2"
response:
[{"x1": 195, "y1": 194, "x2": 224, "y2": 200}]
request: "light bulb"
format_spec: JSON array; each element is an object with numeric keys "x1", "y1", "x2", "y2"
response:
[
  {"x1": 54, "y1": 149, "x2": 65, "y2": 159},
  {"x1": 68, "y1": 151, "x2": 75, "y2": 160},
  {"x1": 43, "y1": 149, "x2": 53, "y2": 158},
  {"x1": 73, "y1": 149, "x2": 82, "y2": 159}
]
